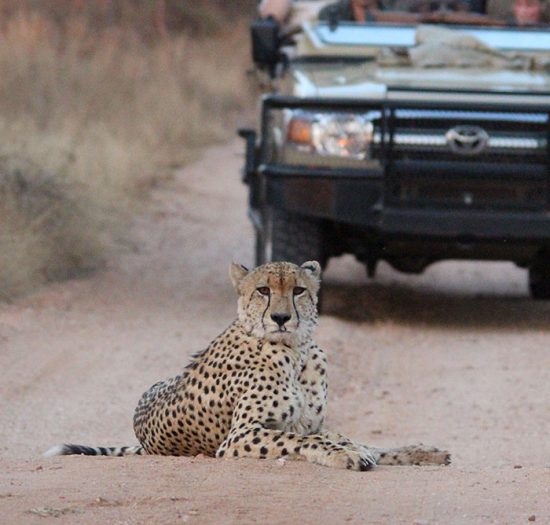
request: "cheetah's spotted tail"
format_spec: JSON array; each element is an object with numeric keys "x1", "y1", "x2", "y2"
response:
[{"x1": 43, "y1": 444, "x2": 145, "y2": 457}]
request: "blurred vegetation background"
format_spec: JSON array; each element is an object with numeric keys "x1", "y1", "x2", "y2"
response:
[{"x1": 0, "y1": 0, "x2": 256, "y2": 299}]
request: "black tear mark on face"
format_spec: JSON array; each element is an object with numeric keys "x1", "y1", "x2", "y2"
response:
[
  {"x1": 261, "y1": 290, "x2": 271, "y2": 333},
  {"x1": 292, "y1": 293, "x2": 300, "y2": 329}
]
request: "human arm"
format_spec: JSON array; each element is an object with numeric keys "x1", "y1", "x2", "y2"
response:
[{"x1": 258, "y1": 0, "x2": 293, "y2": 23}]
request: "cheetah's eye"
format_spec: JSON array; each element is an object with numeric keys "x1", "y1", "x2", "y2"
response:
[
  {"x1": 293, "y1": 286, "x2": 306, "y2": 296},
  {"x1": 257, "y1": 287, "x2": 270, "y2": 296}
]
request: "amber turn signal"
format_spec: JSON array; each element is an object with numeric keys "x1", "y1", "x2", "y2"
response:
[{"x1": 287, "y1": 118, "x2": 313, "y2": 145}]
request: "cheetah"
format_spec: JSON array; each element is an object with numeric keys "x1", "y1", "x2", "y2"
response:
[{"x1": 45, "y1": 261, "x2": 450, "y2": 471}]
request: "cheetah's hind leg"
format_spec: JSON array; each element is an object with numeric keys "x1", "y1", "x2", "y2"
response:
[{"x1": 372, "y1": 444, "x2": 450, "y2": 466}]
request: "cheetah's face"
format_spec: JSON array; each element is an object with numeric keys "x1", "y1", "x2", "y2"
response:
[{"x1": 230, "y1": 261, "x2": 321, "y2": 344}]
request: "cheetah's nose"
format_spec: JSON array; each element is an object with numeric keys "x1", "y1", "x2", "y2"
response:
[{"x1": 271, "y1": 313, "x2": 291, "y2": 327}]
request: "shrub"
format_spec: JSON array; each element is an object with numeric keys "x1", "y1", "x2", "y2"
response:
[{"x1": 0, "y1": 3, "x2": 253, "y2": 299}]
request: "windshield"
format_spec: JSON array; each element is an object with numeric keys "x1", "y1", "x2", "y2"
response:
[{"x1": 312, "y1": 22, "x2": 550, "y2": 52}]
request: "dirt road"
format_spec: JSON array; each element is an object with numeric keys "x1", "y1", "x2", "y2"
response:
[{"x1": 1, "y1": 141, "x2": 549, "y2": 524}]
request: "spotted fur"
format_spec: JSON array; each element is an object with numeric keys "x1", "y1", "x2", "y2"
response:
[{"x1": 45, "y1": 261, "x2": 450, "y2": 470}]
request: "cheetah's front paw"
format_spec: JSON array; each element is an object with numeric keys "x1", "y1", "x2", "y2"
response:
[
  {"x1": 359, "y1": 446, "x2": 381, "y2": 465},
  {"x1": 328, "y1": 448, "x2": 377, "y2": 471}
]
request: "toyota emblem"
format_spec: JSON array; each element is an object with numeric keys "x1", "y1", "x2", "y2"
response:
[{"x1": 445, "y1": 125, "x2": 489, "y2": 155}]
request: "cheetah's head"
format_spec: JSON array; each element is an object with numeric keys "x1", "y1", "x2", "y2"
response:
[{"x1": 230, "y1": 261, "x2": 321, "y2": 345}]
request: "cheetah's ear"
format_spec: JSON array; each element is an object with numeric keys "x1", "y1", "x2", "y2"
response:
[
  {"x1": 300, "y1": 261, "x2": 321, "y2": 280},
  {"x1": 229, "y1": 262, "x2": 249, "y2": 291}
]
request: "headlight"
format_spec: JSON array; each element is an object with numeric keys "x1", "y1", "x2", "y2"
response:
[
  {"x1": 264, "y1": 109, "x2": 381, "y2": 168},
  {"x1": 286, "y1": 111, "x2": 375, "y2": 160}
]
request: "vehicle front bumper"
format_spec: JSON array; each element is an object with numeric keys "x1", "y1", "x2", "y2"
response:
[{"x1": 258, "y1": 164, "x2": 550, "y2": 243}]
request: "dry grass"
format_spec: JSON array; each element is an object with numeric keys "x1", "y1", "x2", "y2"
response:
[{"x1": 0, "y1": 4, "x2": 253, "y2": 299}]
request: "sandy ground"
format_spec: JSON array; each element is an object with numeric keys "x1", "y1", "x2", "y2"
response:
[{"x1": 1, "y1": 141, "x2": 549, "y2": 525}]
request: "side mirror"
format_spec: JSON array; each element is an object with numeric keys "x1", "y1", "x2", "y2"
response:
[{"x1": 250, "y1": 16, "x2": 281, "y2": 78}]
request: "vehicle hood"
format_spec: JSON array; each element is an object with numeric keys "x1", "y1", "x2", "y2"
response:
[{"x1": 290, "y1": 61, "x2": 550, "y2": 99}]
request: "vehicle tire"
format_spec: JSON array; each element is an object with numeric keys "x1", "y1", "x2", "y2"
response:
[
  {"x1": 255, "y1": 208, "x2": 326, "y2": 268},
  {"x1": 529, "y1": 257, "x2": 550, "y2": 300}
]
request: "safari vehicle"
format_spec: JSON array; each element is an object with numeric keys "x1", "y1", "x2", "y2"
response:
[{"x1": 239, "y1": 9, "x2": 550, "y2": 299}]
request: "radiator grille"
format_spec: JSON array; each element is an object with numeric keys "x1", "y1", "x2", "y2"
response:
[{"x1": 375, "y1": 108, "x2": 550, "y2": 211}]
